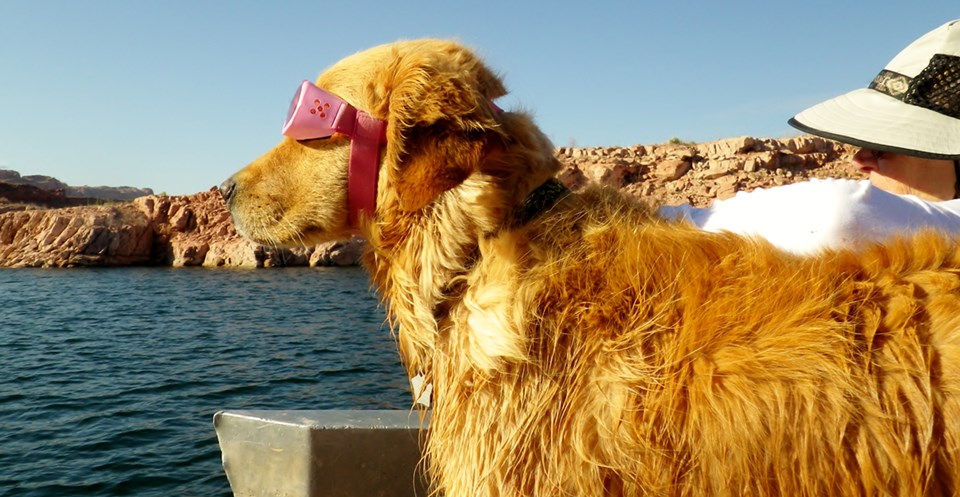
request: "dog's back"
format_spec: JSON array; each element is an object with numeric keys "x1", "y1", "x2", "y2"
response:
[{"x1": 426, "y1": 185, "x2": 960, "y2": 496}]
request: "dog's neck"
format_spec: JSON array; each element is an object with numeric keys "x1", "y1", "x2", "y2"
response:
[{"x1": 364, "y1": 110, "x2": 566, "y2": 379}]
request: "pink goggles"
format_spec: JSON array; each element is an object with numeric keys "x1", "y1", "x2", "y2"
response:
[
  {"x1": 282, "y1": 80, "x2": 386, "y2": 227},
  {"x1": 282, "y1": 80, "x2": 384, "y2": 141}
]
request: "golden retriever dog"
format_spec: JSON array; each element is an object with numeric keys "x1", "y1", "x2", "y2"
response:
[{"x1": 220, "y1": 39, "x2": 960, "y2": 496}]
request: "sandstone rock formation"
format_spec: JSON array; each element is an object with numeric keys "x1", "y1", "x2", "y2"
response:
[
  {"x1": 0, "y1": 187, "x2": 366, "y2": 268},
  {"x1": 0, "y1": 203, "x2": 154, "y2": 267},
  {"x1": 556, "y1": 135, "x2": 860, "y2": 207},
  {"x1": 0, "y1": 136, "x2": 862, "y2": 268},
  {"x1": 0, "y1": 169, "x2": 153, "y2": 201},
  {"x1": 132, "y1": 190, "x2": 366, "y2": 268},
  {"x1": 0, "y1": 182, "x2": 105, "y2": 213}
]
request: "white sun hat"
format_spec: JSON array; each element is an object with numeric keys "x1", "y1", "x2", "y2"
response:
[{"x1": 789, "y1": 19, "x2": 960, "y2": 159}]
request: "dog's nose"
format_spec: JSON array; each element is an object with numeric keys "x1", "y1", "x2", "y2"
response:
[{"x1": 218, "y1": 178, "x2": 237, "y2": 204}]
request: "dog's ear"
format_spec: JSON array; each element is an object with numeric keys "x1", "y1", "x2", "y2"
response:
[{"x1": 379, "y1": 41, "x2": 507, "y2": 212}]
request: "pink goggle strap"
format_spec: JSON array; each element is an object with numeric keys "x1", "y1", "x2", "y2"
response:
[{"x1": 347, "y1": 112, "x2": 386, "y2": 227}]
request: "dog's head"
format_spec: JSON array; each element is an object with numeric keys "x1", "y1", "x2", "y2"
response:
[{"x1": 221, "y1": 39, "x2": 507, "y2": 246}]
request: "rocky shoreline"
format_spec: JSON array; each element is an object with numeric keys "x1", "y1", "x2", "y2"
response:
[
  {"x1": 0, "y1": 189, "x2": 367, "y2": 268},
  {"x1": 0, "y1": 135, "x2": 860, "y2": 268}
]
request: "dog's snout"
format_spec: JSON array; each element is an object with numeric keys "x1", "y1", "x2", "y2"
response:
[{"x1": 218, "y1": 178, "x2": 237, "y2": 204}]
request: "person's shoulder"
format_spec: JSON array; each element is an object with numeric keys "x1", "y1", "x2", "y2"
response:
[
  {"x1": 734, "y1": 177, "x2": 868, "y2": 200},
  {"x1": 936, "y1": 198, "x2": 960, "y2": 215},
  {"x1": 695, "y1": 178, "x2": 869, "y2": 255},
  {"x1": 717, "y1": 178, "x2": 869, "y2": 212}
]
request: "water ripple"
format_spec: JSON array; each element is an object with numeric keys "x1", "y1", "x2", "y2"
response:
[{"x1": 0, "y1": 267, "x2": 407, "y2": 497}]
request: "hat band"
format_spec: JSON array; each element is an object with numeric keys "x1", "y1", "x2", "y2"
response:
[{"x1": 868, "y1": 54, "x2": 960, "y2": 120}]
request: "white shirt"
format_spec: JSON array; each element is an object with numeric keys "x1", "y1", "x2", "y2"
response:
[{"x1": 658, "y1": 178, "x2": 960, "y2": 255}]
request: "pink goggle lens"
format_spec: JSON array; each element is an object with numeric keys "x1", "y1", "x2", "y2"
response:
[{"x1": 281, "y1": 80, "x2": 353, "y2": 140}]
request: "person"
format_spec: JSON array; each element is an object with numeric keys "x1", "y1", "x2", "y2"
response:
[{"x1": 660, "y1": 19, "x2": 960, "y2": 256}]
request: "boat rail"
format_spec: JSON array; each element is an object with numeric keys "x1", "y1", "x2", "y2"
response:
[{"x1": 214, "y1": 410, "x2": 428, "y2": 497}]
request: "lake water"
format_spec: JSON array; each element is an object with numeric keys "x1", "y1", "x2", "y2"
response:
[{"x1": 0, "y1": 267, "x2": 409, "y2": 497}]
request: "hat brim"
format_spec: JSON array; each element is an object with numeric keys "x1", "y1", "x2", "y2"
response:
[{"x1": 789, "y1": 88, "x2": 960, "y2": 160}]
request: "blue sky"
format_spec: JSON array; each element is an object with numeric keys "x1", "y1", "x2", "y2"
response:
[{"x1": 0, "y1": 1, "x2": 956, "y2": 195}]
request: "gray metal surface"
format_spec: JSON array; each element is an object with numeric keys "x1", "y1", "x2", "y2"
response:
[{"x1": 213, "y1": 410, "x2": 429, "y2": 497}]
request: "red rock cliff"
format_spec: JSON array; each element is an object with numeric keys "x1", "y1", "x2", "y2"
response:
[{"x1": 0, "y1": 188, "x2": 365, "y2": 268}]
